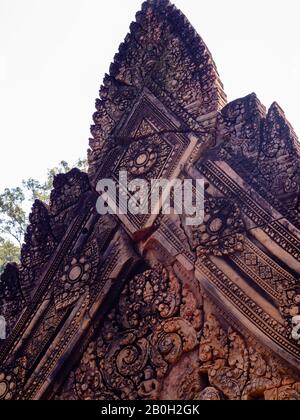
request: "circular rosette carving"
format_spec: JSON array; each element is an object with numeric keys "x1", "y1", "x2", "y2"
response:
[
  {"x1": 123, "y1": 140, "x2": 158, "y2": 176},
  {"x1": 102, "y1": 332, "x2": 150, "y2": 399},
  {"x1": 54, "y1": 240, "x2": 99, "y2": 311},
  {"x1": 118, "y1": 134, "x2": 172, "y2": 181},
  {"x1": 281, "y1": 288, "x2": 300, "y2": 345},
  {"x1": 0, "y1": 371, "x2": 17, "y2": 401},
  {"x1": 150, "y1": 318, "x2": 198, "y2": 379},
  {"x1": 193, "y1": 197, "x2": 245, "y2": 260}
]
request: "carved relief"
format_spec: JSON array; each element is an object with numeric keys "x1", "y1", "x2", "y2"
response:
[
  {"x1": 0, "y1": 264, "x2": 24, "y2": 339},
  {"x1": 88, "y1": 0, "x2": 226, "y2": 178},
  {"x1": 55, "y1": 290, "x2": 300, "y2": 401},
  {"x1": 54, "y1": 239, "x2": 99, "y2": 311},
  {"x1": 198, "y1": 313, "x2": 300, "y2": 400},
  {"x1": 56, "y1": 265, "x2": 202, "y2": 400},
  {"x1": 1, "y1": 0, "x2": 300, "y2": 402},
  {"x1": 49, "y1": 169, "x2": 91, "y2": 241},
  {"x1": 94, "y1": 91, "x2": 193, "y2": 233},
  {"x1": 210, "y1": 93, "x2": 300, "y2": 224},
  {"x1": 50, "y1": 169, "x2": 90, "y2": 217},
  {"x1": 198, "y1": 314, "x2": 248, "y2": 400},
  {"x1": 192, "y1": 196, "x2": 245, "y2": 260},
  {"x1": 21, "y1": 200, "x2": 56, "y2": 270},
  {"x1": 0, "y1": 370, "x2": 18, "y2": 401},
  {"x1": 119, "y1": 134, "x2": 170, "y2": 179}
]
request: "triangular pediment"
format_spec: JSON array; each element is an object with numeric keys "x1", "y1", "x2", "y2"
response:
[
  {"x1": 88, "y1": 0, "x2": 227, "y2": 178},
  {"x1": 1, "y1": 0, "x2": 300, "y2": 402}
]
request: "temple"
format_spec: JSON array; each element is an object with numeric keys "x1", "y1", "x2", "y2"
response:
[{"x1": 0, "y1": 0, "x2": 300, "y2": 400}]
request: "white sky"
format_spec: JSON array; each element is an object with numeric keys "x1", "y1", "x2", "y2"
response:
[{"x1": 1, "y1": 0, "x2": 300, "y2": 192}]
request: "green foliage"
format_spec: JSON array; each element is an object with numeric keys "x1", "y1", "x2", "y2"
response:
[
  {"x1": 0, "y1": 239, "x2": 20, "y2": 275},
  {"x1": 0, "y1": 158, "x2": 87, "y2": 273},
  {"x1": 0, "y1": 187, "x2": 26, "y2": 246},
  {"x1": 23, "y1": 159, "x2": 88, "y2": 203}
]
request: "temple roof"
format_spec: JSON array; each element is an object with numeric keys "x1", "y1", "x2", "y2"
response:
[{"x1": 88, "y1": 0, "x2": 227, "y2": 176}]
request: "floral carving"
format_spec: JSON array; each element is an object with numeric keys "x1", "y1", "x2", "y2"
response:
[
  {"x1": 121, "y1": 140, "x2": 159, "y2": 177},
  {"x1": 150, "y1": 318, "x2": 198, "y2": 379},
  {"x1": 88, "y1": 0, "x2": 226, "y2": 177},
  {"x1": 0, "y1": 264, "x2": 24, "y2": 338},
  {"x1": 56, "y1": 265, "x2": 201, "y2": 400},
  {"x1": 0, "y1": 371, "x2": 17, "y2": 401},
  {"x1": 198, "y1": 314, "x2": 300, "y2": 400},
  {"x1": 54, "y1": 240, "x2": 99, "y2": 311},
  {"x1": 118, "y1": 266, "x2": 181, "y2": 335},
  {"x1": 180, "y1": 285, "x2": 203, "y2": 332},
  {"x1": 192, "y1": 197, "x2": 245, "y2": 260}
]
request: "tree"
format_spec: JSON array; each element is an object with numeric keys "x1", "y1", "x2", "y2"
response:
[
  {"x1": 23, "y1": 159, "x2": 88, "y2": 202},
  {"x1": 0, "y1": 187, "x2": 27, "y2": 246},
  {"x1": 0, "y1": 158, "x2": 87, "y2": 273},
  {"x1": 0, "y1": 239, "x2": 20, "y2": 275}
]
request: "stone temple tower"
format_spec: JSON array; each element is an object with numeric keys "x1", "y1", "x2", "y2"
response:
[{"x1": 0, "y1": 0, "x2": 300, "y2": 400}]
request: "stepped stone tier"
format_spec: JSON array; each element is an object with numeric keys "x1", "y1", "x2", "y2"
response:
[{"x1": 1, "y1": 0, "x2": 300, "y2": 400}]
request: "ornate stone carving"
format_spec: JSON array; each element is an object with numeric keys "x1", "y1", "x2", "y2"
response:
[
  {"x1": 88, "y1": 0, "x2": 226, "y2": 178},
  {"x1": 192, "y1": 196, "x2": 245, "y2": 260},
  {"x1": 118, "y1": 266, "x2": 181, "y2": 334},
  {"x1": 1, "y1": 0, "x2": 300, "y2": 401},
  {"x1": 50, "y1": 169, "x2": 90, "y2": 217},
  {"x1": 0, "y1": 370, "x2": 18, "y2": 401},
  {"x1": 210, "y1": 94, "x2": 300, "y2": 225},
  {"x1": 19, "y1": 200, "x2": 56, "y2": 300},
  {"x1": 199, "y1": 387, "x2": 221, "y2": 400},
  {"x1": 49, "y1": 169, "x2": 91, "y2": 241},
  {"x1": 56, "y1": 265, "x2": 201, "y2": 400},
  {"x1": 54, "y1": 239, "x2": 99, "y2": 311},
  {"x1": 21, "y1": 200, "x2": 56, "y2": 270},
  {"x1": 198, "y1": 160, "x2": 300, "y2": 262},
  {"x1": 94, "y1": 91, "x2": 194, "y2": 235},
  {"x1": 198, "y1": 313, "x2": 300, "y2": 401},
  {"x1": 0, "y1": 264, "x2": 24, "y2": 339},
  {"x1": 282, "y1": 284, "x2": 300, "y2": 346},
  {"x1": 119, "y1": 135, "x2": 167, "y2": 179},
  {"x1": 199, "y1": 314, "x2": 249, "y2": 400}
]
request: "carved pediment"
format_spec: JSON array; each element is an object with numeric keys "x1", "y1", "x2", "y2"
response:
[
  {"x1": 1, "y1": 0, "x2": 300, "y2": 401},
  {"x1": 88, "y1": 0, "x2": 227, "y2": 179},
  {"x1": 94, "y1": 89, "x2": 198, "y2": 235}
]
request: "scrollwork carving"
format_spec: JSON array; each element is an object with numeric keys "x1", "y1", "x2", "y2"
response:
[
  {"x1": 150, "y1": 318, "x2": 198, "y2": 379},
  {"x1": 56, "y1": 264, "x2": 201, "y2": 400}
]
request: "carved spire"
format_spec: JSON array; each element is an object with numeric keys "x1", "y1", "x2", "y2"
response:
[
  {"x1": 212, "y1": 92, "x2": 300, "y2": 223},
  {"x1": 88, "y1": 0, "x2": 227, "y2": 177},
  {"x1": 0, "y1": 263, "x2": 24, "y2": 339}
]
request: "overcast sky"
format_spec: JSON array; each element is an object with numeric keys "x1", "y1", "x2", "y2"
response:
[{"x1": 1, "y1": 0, "x2": 300, "y2": 192}]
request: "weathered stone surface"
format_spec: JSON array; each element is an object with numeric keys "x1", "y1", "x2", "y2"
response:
[{"x1": 0, "y1": 0, "x2": 299, "y2": 400}]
